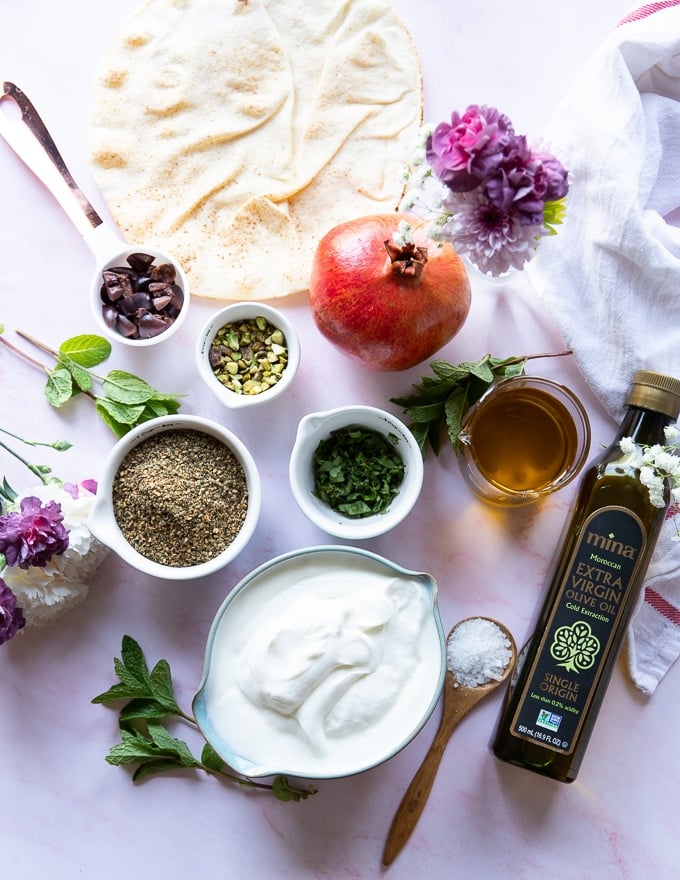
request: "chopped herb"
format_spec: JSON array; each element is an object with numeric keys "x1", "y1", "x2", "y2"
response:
[{"x1": 312, "y1": 425, "x2": 405, "y2": 518}]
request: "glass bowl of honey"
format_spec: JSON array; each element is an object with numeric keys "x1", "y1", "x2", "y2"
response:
[{"x1": 456, "y1": 375, "x2": 591, "y2": 506}]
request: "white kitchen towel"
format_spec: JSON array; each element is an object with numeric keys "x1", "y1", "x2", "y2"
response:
[{"x1": 527, "y1": 0, "x2": 680, "y2": 695}]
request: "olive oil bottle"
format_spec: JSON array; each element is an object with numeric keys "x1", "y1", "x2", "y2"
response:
[{"x1": 492, "y1": 371, "x2": 680, "y2": 782}]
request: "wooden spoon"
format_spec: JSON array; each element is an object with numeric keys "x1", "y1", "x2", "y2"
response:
[{"x1": 382, "y1": 617, "x2": 517, "y2": 867}]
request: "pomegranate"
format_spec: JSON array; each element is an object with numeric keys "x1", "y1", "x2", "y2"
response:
[{"x1": 309, "y1": 214, "x2": 471, "y2": 371}]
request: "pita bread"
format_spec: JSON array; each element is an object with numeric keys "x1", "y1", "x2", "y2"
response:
[{"x1": 89, "y1": 0, "x2": 423, "y2": 300}]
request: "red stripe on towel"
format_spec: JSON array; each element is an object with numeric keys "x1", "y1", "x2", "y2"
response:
[
  {"x1": 620, "y1": 1, "x2": 680, "y2": 23},
  {"x1": 644, "y1": 586, "x2": 680, "y2": 626}
]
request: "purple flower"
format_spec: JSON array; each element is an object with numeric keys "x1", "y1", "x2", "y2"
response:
[
  {"x1": 0, "y1": 578, "x2": 26, "y2": 644},
  {"x1": 484, "y1": 140, "x2": 570, "y2": 226},
  {"x1": 532, "y1": 151, "x2": 569, "y2": 202},
  {"x1": 63, "y1": 479, "x2": 98, "y2": 500},
  {"x1": 442, "y1": 188, "x2": 547, "y2": 276},
  {"x1": 427, "y1": 105, "x2": 514, "y2": 192},
  {"x1": 0, "y1": 496, "x2": 70, "y2": 569}
]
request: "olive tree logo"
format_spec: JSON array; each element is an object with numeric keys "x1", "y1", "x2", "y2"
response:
[{"x1": 550, "y1": 621, "x2": 601, "y2": 673}]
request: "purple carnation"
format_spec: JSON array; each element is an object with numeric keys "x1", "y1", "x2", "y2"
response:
[
  {"x1": 427, "y1": 104, "x2": 514, "y2": 192},
  {"x1": 532, "y1": 151, "x2": 569, "y2": 202},
  {"x1": 0, "y1": 579, "x2": 26, "y2": 645},
  {"x1": 0, "y1": 495, "x2": 70, "y2": 569},
  {"x1": 485, "y1": 139, "x2": 569, "y2": 226}
]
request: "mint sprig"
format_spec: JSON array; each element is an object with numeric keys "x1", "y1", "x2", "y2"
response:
[
  {"x1": 390, "y1": 350, "x2": 572, "y2": 456},
  {"x1": 92, "y1": 635, "x2": 316, "y2": 802},
  {"x1": 0, "y1": 330, "x2": 184, "y2": 437}
]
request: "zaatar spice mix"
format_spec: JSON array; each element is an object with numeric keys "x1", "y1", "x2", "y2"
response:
[{"x1": 112, "y1": 429, "x2": 248, "y2": 567}]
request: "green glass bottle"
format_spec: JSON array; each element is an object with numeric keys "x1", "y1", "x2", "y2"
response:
[{"x1": 492, "y1": 370, "x2": 680, "y2": 782}]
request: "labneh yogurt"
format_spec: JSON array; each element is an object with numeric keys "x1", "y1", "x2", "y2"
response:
[{"x1": 194, "y1": 548, "x2": 445, "y2": 778}]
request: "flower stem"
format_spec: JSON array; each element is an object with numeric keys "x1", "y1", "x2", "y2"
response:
[{"x1": 0, "y1": 438, "x2": 52, "y2": 486}]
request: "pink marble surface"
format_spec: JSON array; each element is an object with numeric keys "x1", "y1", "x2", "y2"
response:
[{"x1": 1, "y1": 1, "x2": 672, "y2": 878}]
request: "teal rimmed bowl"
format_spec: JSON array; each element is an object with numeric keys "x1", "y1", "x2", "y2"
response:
[{"x1": 193, "y1": 546, "x2": 446, "y2": 780}]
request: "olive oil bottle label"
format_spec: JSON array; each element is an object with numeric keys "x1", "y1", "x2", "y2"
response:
[{"x1": 510, "y1": 507, "x2": 646, "y2": 755}]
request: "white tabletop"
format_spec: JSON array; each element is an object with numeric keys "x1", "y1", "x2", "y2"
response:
[{"x1": 2, "y1": 2, "x2": 671, "y2": 879}]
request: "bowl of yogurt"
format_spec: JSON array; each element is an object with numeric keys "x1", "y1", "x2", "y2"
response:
[{"x1": 193, "y1": 546, "x2": 446, "y2": 779}]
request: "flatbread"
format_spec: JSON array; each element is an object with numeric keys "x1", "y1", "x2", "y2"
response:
[{"x1": 89, "y1": 0, "x2": 423, "y2": 300}]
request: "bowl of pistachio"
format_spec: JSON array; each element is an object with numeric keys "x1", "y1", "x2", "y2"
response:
[{"x1": 196, "y1": 302, "x2": 300, "y2": 409}]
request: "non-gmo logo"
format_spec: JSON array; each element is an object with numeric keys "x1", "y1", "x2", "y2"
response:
[{"x1": 536, "y1": 708, "x2": 562, "y2": 732}]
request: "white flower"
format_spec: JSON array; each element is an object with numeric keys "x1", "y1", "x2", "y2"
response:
[
  {"x1": 3, "y1": 483, "x2": 108, "y2": 629},
  {"x1": 619, "y1": 437, "x2": 637, "y2": 454},
  {"x1": 665, "y1": 425, "x2": 680, "y2": 443},
  {"x1": 619, "y1": 430, "x2": 680, "y2": 515}
]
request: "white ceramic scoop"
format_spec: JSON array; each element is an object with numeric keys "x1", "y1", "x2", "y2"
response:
[{"x1": 0, "y1": 81, "x2": 188, "y2": 347}]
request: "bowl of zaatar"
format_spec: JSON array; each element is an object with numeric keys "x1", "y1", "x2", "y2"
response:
[
  {"x1": 88, "y1": 415, "x2": 261, "y2": 579},
  {"x1": 289, "y1": 405, "x2": 423, "y2": 539},
  {"x1": 196, "y1": 302, "x2": 300, "y2": 408}
]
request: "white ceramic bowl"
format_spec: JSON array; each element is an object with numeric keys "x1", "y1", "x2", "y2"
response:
[
  {"x1": 195, "y1": 302, "x2": 300, "y2": 409},
  {"x1": 89, "y1": 243, "x2": 190, "y2": 348},
  {"x1": 88, "y1": 415, "x2": 261, "y2": 579},
  {"x1": 193, "y1": 545, "x2": 446, "y2": 779},
  {"x1": 289, "y1": 405, "x2": 424, "y2": 539}
]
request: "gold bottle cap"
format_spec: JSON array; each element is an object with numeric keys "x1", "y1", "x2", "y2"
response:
[{"x1": 627, "y1": 370, "x2": 680, "y2": 420}]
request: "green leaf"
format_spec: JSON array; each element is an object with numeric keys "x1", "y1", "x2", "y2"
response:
[
  {"x1": 430, "y1": 360, "x2": 472, "y2": 383},
  {"x1": 119, "y1": 699, "x2": 174, "y2": 722},
  {"x1": 400, "y1": 401, "x2": 445, "y2": 424},
  {"x1": 95, "y1": 395, "x2": 146, "y2": 426},
  {"x1": 132, "y1": 759, "x2": 187, "y2": 782},
  {"x1": 0, "y1": 477, "x2": 18, "y2": 503},
  {"x1": 121, "y1": 634, "x2": 151, "y2": 686},
  {"x1": 102, "y1": 370, "x2": 156, "y2": 405},
  {"x1": 200, "y1": 742, "x2": 224, "y2": 773},
  {"x1": 148, "y1": 659, "x2": 182, "y2": 713},
  {"x1": 146, "y1": 721, "x2": 199, "y2": 767},
  {"x1": 45, "y1": 366, "x2": 74, "y2": 407},
  {"x1": 59, "y1": 334, "x2": 112, "y2": 367},
  {"x1": 92, "y1": 682, "x2": 145, "y2": 705},
  {"x1": 58, "y1": 353, "x2": 92, "y2": 392},
  {"x1": 390, "y1": 353, "x2": 543, "y2": 457},
  {"x1": 272, "y1": 775, "x2": 315, "y2": 802},
  {"x1": 444, "y1": 387, "x2": 470, "y2": 453},
  {"x1": 94, "y1": 402, "x2": 131, "y2": 438},
  {"x1": 461, "y1": 358, "x2": 496, "y2": 383}
]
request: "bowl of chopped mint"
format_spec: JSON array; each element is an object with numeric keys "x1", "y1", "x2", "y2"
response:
[{"x1": 289, "y1": 405, "x2": 424, "y2": 539}]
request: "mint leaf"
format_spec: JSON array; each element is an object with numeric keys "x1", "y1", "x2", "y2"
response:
[
  {"x1": 58, "y1": 353, "x2": 92, "y2": 392},
  {"x1": 121, "y1": 634, "x2": 151, "y2": 685},
  {"x1": 45, "y1": 366, "x2": 74, "y2": 407},
  {"x1": 119, "y1": 699, "x2": 174, "y2": 722},
  {"x1": 95, "y1": 395, "x2": 146, "y2": 425},
  {"x1": 94, "y1": 635, "x2": 316, "y2": 802},
  {"x1": 444, "y1": 386, "x2": 470, "y2": 453},
  {"x1": 272, "y1": 775, "x2": 316, "y2": 802},
  {"x1": 201, "y1": 743, "x2": 224, "y2": 772},
  {"x1": 102, "y1": 370, "x2": 156, "y2": 405},
  {"x1": 148, "y1": 659, "x2": 182, "y2": 714},
  {"x1": 59, "y1": 334, "x2": 112, "y2": 367},
  {"x1": 93, "y1": 402, "x2": 130, "y2": 439}
]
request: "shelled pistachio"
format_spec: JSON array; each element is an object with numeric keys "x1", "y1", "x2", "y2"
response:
[{"x1": 208, "y1": 316, "x2": 288, "y2": 395}]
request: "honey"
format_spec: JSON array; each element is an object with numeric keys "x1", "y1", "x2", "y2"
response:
[
  {"x1": 469, "y1": 386, "x2": 578, "y2": 492},
  {"x1": 457, "y1": 376, "x2": 590, "y2": 506}
]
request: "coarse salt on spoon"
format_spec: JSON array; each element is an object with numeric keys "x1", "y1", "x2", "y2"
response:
[
  {"x1": 0, "y1": 81, "x2": 188, "y2": 347},
  {"x1": 382, "y1": 616, "x2": 517, "y2": 867}
]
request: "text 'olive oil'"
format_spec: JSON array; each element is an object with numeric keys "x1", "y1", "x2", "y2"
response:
[{"x1": 492, "y1": 371, "x2": 680, "y2": 782}]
